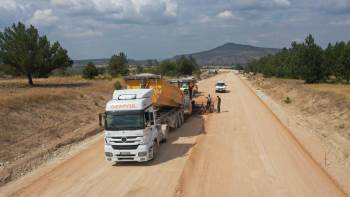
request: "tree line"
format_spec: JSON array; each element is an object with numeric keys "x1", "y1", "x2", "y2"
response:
[
  {"x1": 82, "y1": 52, "x2": 129, "y2": 79},
  {"x1": 83, "y1": 54, "x2": 200, "y2": 79},
  {"x1": 150, "y1": 55, "x2": 200, "y2": 77},
  {"x1": 0, "y1": 22, "x2": 200, "y2": 83},
  {"x1": 244, "y1": 34, "x2": 350, "y2": 83}
]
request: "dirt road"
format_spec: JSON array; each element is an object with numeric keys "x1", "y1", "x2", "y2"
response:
[{"x1": 0, "y1": 72, "x2": 346, "y2": 196}]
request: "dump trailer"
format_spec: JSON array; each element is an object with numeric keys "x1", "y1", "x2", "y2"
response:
[
  {"x1": 101, "y1": 74, "x2": 186, "y2": 163},
  {"x1": 169, "y1": 77, "x2": 197, "y2": 115}
]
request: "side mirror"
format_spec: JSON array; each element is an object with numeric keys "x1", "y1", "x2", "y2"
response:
[{"x1": 99, "y1": 113, "x2": 104, "y2": 127}]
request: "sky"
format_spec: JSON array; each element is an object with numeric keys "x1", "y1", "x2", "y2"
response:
[{"x1": 0, "y1": 0, "x2": 350, "y2": 60}]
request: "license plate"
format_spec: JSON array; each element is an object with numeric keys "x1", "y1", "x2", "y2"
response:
[{"x1": 120, "y1": 152, "x2": 131, "y2": 155}]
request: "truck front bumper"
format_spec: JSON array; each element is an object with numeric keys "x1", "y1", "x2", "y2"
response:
[
  {"x1": 104, "y1": 144, "x2": 152, "y2": 162},
  {"x1": 216, "y1": 89, "x2": 225, "y2": 92}
]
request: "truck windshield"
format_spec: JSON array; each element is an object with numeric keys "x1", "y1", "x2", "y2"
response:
[
  {"x1": 105, "y1": 111, "x2": 144, "y2": 131},
  {"x1": 216, "y1": 83, "x2": 225, "y2": 86}
]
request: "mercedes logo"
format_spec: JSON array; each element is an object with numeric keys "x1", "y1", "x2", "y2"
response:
[{"x1": 121, "y1": 137, "x2": 127, "y2": 143}]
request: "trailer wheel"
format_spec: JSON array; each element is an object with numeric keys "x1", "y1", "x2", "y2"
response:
[
  {"x1": 176, "y1": 112, "x2": 181, "y2": 127},
  {"x1": 176, "y1": 114, "x2": 181, "y2": 128},
  {"x1": 181, "y1": 111, "x2": 185, "y2": 124}
]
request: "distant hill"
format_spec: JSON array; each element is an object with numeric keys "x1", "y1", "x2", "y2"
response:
[
  {"x1": 73, "y1": 42, "x2": 279, "y2": 68},
  {"x1": 171, "y1": 43, "x2": 280, "y2": 66},
  {"x1": 73, "y1": 58, "x2": 109, "y2": 67}
]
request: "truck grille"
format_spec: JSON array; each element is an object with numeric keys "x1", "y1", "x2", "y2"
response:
[
  {"x1": 110, "y1": 136, "x2": 140, "y2": 144},
  {"x1": 112, "y1": 145, "x2": 139, "y2": 150}
]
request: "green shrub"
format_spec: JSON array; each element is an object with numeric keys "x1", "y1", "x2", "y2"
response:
[
  {"x1": 284, "y1": 97, "x2": 292, "y2": 104},
  {"x1": 82, "y1": 62, "x2": 98, "y2": 79},
  {"x1": 114, "y1": 80, "x2": 122, "y2": 90}
]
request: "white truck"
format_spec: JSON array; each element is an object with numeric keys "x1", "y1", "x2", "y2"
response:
[
  {"x1": 215, "y1": 81, "x2": 227, "y2": 93},
  {"x1": 100, "y1": 74, "x2": 187, "y2": 163}
]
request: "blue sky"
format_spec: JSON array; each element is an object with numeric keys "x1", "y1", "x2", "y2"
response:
[{"x1": 1, "y1": 0, "x2": 350, "y2": 60}]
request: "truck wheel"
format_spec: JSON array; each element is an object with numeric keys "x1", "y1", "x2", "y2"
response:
[
  {"x1": 176, "y1": 114, "x2": 181, "y2": 128},
  {"x1": 181, "y1": 111, "x2": 185, "y2": 124},
  {"x1": 177, "y1": 112, "x2": 182, "y2": 126}
]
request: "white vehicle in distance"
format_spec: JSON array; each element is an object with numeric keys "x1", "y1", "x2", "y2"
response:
[{"x1": 215, "y1": 81, "x2": 227, "y2": 93}]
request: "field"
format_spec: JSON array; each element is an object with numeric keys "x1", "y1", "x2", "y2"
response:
[{"x1": 0, "y1": 76, "x2": 116, "y2": 185}]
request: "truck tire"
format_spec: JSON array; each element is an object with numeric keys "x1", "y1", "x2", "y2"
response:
[
  {"x1": 176, "y1": 112, "x2": 181, "y2": 127},
  {"x1": 181, "y1": 111, "x2": 185, "y2": 124},
  {"x1": 176, "y1": 114, "x2": 181, "y2": 128}
]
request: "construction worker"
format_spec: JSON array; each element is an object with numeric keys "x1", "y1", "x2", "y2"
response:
[
  {"x1": 188, "y1": 81, "x2": 194, "y2": 99},
  {"x1": 207, "y1": 94, "x2": 212, "y2": 112},
  {"x1": 217, "y1": 95, "x2": 221, "y2": 113}
]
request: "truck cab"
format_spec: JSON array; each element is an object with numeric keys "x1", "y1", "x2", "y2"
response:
[{"x1": 103, "y1": 89, "x2": 160, "y2": 163}]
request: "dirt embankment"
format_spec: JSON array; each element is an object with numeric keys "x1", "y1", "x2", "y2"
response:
[
  {"x1": 0, "y1": 77, "x2": 115, "y2": 185},
  {"x1": 247, "y1": 74, "x2": 350, "y2": 193}
]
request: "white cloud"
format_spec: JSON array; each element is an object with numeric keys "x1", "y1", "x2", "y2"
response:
[
  {"x1": 29, "y1": 9, "x2": 59, "y2": 26},
  {"x1": 0, "y1": 0, "x2": 29, "y2": 11},
  {"x1": 272, "y1": 0, "x2": 291, "y2": 8},
  {"x1": 331, "y1": 19, "x2": 350, "y2": 26},
  {"x1": 229, "y1": 0, "x2": 291, "y2": 10},
  {"x1": 50, "y1": 0, "x2": 178, "y2": 25},
  {"x1": 0, "y1": 0, "x2": 20, "y2": 11},
  {"x1": 217, "y1": 10, "x2": 239, "y2": 20},
  {"x1": 63, "y1": 28, "x2": 103, "y2": 37},
  {"x1": 199, "y1": 15, "x2": 212, "y2": 23},
  {"x1": 320, "y1": 0, "x2": 350, "y2": 13}
]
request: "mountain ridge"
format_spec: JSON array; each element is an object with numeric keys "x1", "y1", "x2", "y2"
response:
[
  {"x1": 73, "y1": 42, "x2": 280, "y2": 67},
  {"x1": 171, "y1": 42, "x2": 280, "y2": 66}
]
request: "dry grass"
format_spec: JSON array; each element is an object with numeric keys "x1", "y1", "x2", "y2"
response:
[
  {"x1": 0, "y1": 76, "x2": 118, "y2": 185},
  {"x1": 255, "y1": 77, "x2": 350, "y2": 99},
  {"x1": 0, "y1": 76, "x2": 116, "y2": 108},
  {"x1": 307, "y1": 84, "x2": 350, "y2": 99}
]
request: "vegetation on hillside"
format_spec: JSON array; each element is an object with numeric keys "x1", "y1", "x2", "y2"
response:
[
  {"x1": 244, "y1": 34, "x2": 350, "y2": 84},
  {"x1": 0, "y1": 22, "x2": 72, "y2": 85},
  {"x1": 141, "y1": 55, "x2": 200, "y2": 77}
]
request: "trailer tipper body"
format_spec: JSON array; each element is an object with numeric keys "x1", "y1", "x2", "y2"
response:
[
  {"x1": 169, "y1": 77, "x2": 197, "y2": 115},
  {"x1": 102, "y1": 74, "x2": 187, "y2": 163}
]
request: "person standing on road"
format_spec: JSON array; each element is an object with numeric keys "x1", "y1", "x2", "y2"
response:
[
  {"x1": 217, "y1": 95, "x2": 221, "y2": 113},
  {"x1": 188, "y1": 82, "x2": 194, "y2": 100},
  {"x1": 207, "y1": 94, "x2": 212, "y2": 112}
]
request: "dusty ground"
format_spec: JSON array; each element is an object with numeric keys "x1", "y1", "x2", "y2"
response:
[
  {"x1": 0, "y1": 72, "x2": 346, "y2": 196},
  {"x1": 0, "y1": 77, "x2": 116, "y2": 185},
  {"x1": 247, "y1": 75, "x2": 350, "y2": 194}
]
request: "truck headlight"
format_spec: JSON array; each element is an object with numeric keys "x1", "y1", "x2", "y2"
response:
[
  {"x1": 139, "y1": 136, "x2": 149, "y2": 145},
  {"x1": 105, "y1": 152, "x2": 113, "y2": 157},
  {"x1": 138, "y1": 152, "x2": 147, "y2": 157}
]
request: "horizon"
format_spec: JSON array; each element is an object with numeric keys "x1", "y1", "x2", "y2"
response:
[{"x1": 1, "y1": 0, "x2": 349, "y2": 60}]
